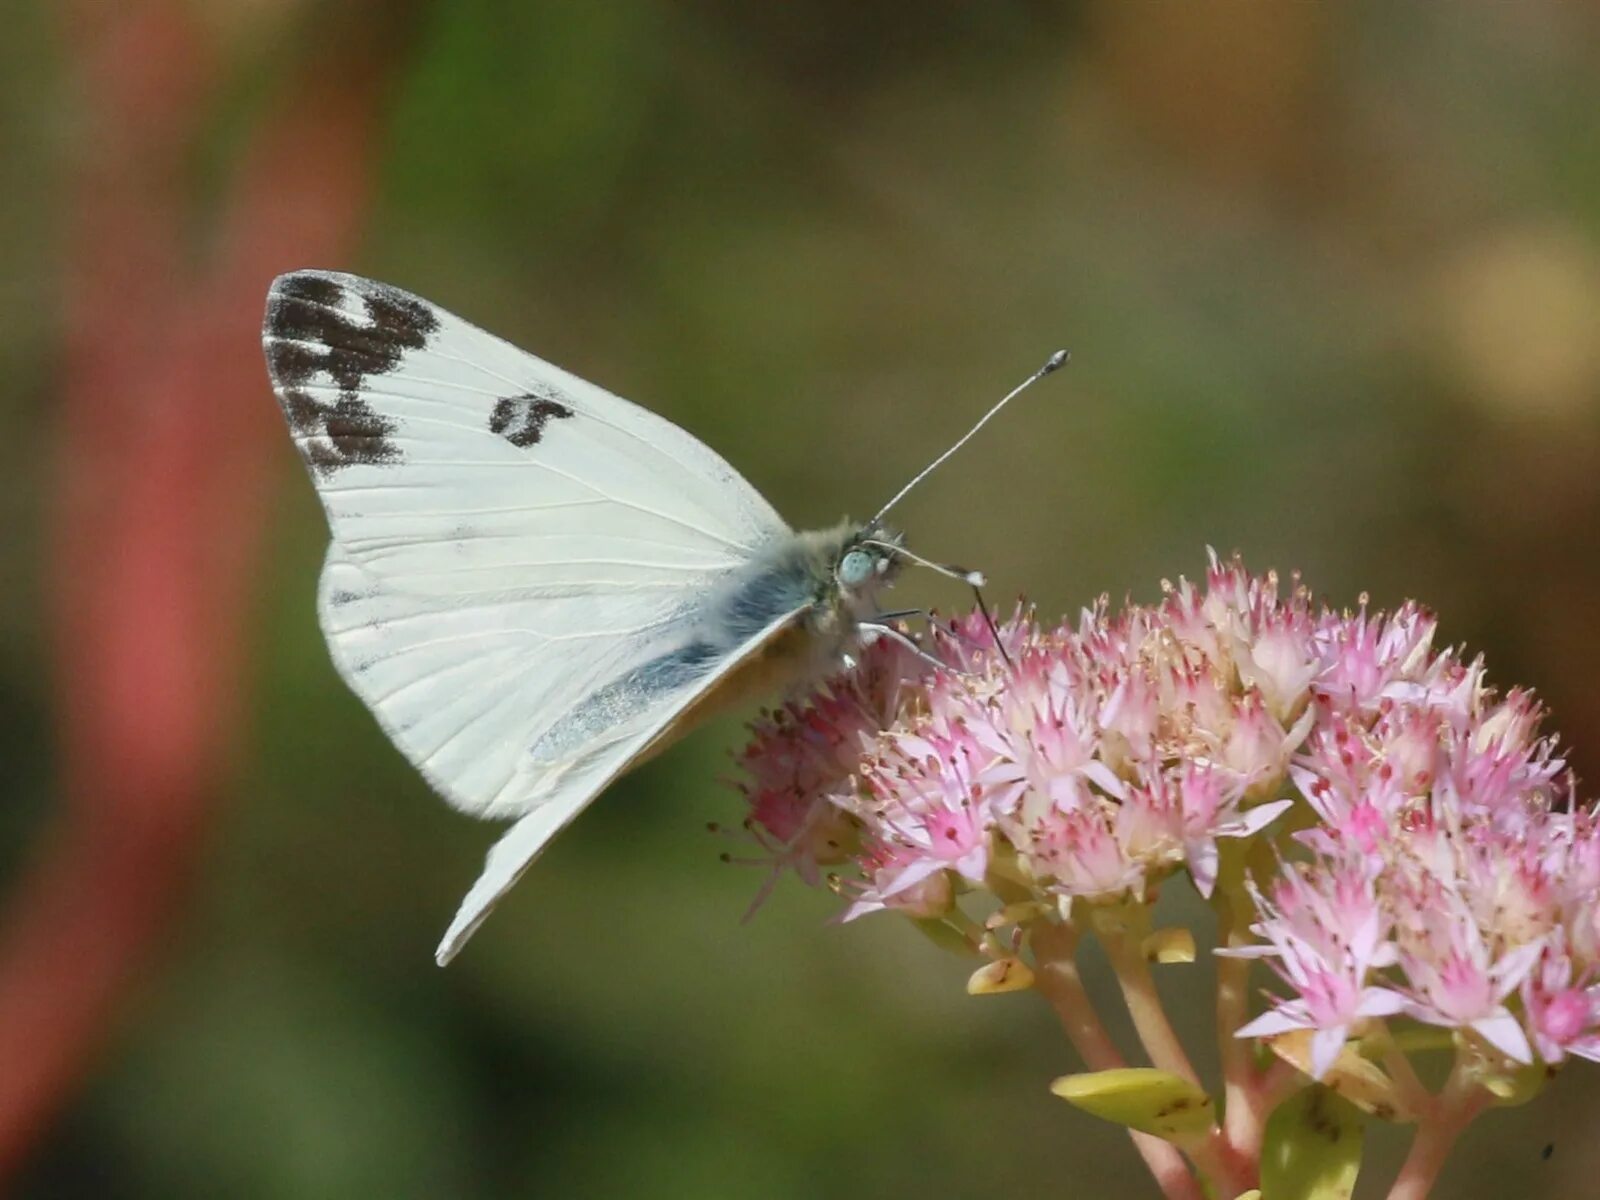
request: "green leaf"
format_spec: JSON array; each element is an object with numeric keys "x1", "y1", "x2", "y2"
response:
[
  {"x1": 1480, "y1": 1063, "x2": 1549, "y2": 1106},
  {"x1": 1050, "y1": 1068, "x2": 1215, "y2": 1146},
  {"x1": 1141, "y1": 926, "x2": 1197, "y2": 964},
  {"x1": 1261, "y1": 1030, "x2": 1417, "y2": 1122},
  {"x1": 1260, "y1": 1085, "x2": 1364, "y2": 1200},
  {"x1": 966, "y1": 957, "x2": 1034, "y2": 995}
]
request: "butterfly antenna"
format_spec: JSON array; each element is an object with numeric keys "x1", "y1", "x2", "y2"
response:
[
  {"x1": 970, "y1": 584, "x2": 1015, "y2": 672},
  {"x1": 860, "y1": 539, "x2": 986, "y2": 587},
  {"x1": 861, "y1": 538, "x2": 1013, "y2": 670},
  {"x1": 870, "y1": 349, "x2": 1070, "y2": 526}
]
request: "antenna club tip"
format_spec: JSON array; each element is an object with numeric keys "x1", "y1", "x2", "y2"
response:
[
  {"x1": 1042, "y1": 349, "x2": 1071, "y2": 375},
  {"x1": 965, "y1": 570, "x2": 987, "y2": 588}
]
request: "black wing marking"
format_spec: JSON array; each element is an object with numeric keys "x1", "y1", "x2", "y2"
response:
[{"x1": 264, "y1": 272, "x2": 441, "y2": 476}]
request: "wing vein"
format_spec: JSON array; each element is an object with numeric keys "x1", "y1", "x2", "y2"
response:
[
  {"x1": 360, "y1": 643, "x2": 526, "y2": 710},
  {"x1": 292, "y1": 421, "x2": 753, "y2": 553},
  {"x1": 350, "y1": 546, "x2": 731, "y2": 574},
  {"x1": 335, "y1": 603, "x2": 690, "y2": 644}
]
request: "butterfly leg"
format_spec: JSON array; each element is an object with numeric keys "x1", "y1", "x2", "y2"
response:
[
  {"x1": 857, "y1": 621, "x2": 978, "y2": 679},
  {"x1": 870, "y1": 607, "x2": 927, "y2": 625},
  {"x1": 968, "y1": 586, "x2": 1015, "y2": 670}
]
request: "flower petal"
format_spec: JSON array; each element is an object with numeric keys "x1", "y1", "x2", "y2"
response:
[
  {"x1": 1237, "y1": 1007, "x2": 1309, "y2": 1040},
  {"x1": 1354, "y1": 987, "x2": 1408, "y2": 1019},
  {"x1": 1472, "y1": 1011, "x2": 1533, "y2": 1064},
  {"x1": 1310, "y1": 1024, "x2": 1350, "y2": 1080}
]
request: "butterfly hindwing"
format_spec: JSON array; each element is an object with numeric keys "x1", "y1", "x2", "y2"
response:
[{"x1": 431, "y1": 606, "x2": 805, "y2": 965}]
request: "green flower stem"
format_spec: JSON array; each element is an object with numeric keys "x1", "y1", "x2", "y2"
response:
[
  {"x1": 1385, "y1": 1064, "x2": 1491, "y2": 1200},
  {"x1": 1215, "y1": 953, "x2": 1255, "y2": 1107},
  {"x1": 1030, "y1": 921, "x2": 1204, "y2": 1200},
  {"x1": 1372, "y1": 1022, "x2": 1433, "y2": 1119},
  {"x1": 1212, "y1": 934, "x2": 1304, "y2": 1168},
  {"x1": 1211, "y1": 863, "x2": 1265, "y2": 1157},
  {"x1": 1092, "y1": 911, "x2": 1256, "y2": 1198},
  {"x1": 1095, "y1": 908, "x2": 1204, "y2": 1088},
  {"x1": 1254, "y1": 1056, "x2": 1304, "y2": 1113}
]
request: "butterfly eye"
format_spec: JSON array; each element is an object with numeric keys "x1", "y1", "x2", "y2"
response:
[{"x1": 838, "y1": 549, "x2": 877, "y2": 588}]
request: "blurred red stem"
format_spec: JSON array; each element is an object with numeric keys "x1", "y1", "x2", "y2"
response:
[{"x1": 0, "y1": 2, "x2": 408, "y2": 1178}]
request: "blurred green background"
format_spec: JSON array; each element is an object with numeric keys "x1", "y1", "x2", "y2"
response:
[{"x1": 4, "y1": 3, "x2": 1600, "y2": 1197}]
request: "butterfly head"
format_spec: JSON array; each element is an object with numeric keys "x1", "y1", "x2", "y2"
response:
[
  {"x1": 801, "y1": 524, "x2": 903, "y2": 653},
  {"x1": 835, "y1": 526, "x2": 902, "y2": 596}
]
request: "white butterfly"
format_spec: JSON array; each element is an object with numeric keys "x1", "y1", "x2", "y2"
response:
[{"x1": 262, "y1": 271, "x2": 1063, "y2": 964}]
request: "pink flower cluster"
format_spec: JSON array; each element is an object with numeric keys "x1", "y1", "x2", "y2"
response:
[{"x1": 733, "y1": 554, "x2": 1600, "y2": 1077}]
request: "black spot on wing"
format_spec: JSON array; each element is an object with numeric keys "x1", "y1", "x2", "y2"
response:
[
  {"x1": 286, "y1": 390, "x2": 403, "y2": 474},
  {"x1": 264, "y1": 273, "x2": 441, "y2": 477},
  {"x1": 488, "y1": 390, "x2": 574, "y2": 449},
  {"x1": 278, "y1": 273, "x2": 344, "y2": 307}
]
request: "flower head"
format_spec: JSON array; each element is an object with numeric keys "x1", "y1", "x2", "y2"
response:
[
  {"x1": 1228, "y1": 861, "x2": 1406, "y2": 1078},
  {"x1": 731, "y1": 553, "x2": 1596, "y2": 1076}
]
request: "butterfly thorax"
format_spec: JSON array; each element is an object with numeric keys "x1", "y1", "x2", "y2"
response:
[
  {"x1": 712, "y1": 520, "x2": 900, "y2": 668},
  {"x1": 627, "y1": 521, "x2": 899, "y2": 767}
]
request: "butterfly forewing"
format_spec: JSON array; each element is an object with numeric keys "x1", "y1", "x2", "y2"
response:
[
  {"x1": 263, "y1": 272, "x2": 805, "y2": 953},
  {"x1": 264, "y1": 272, "x2": 788, "y2": 591}
]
